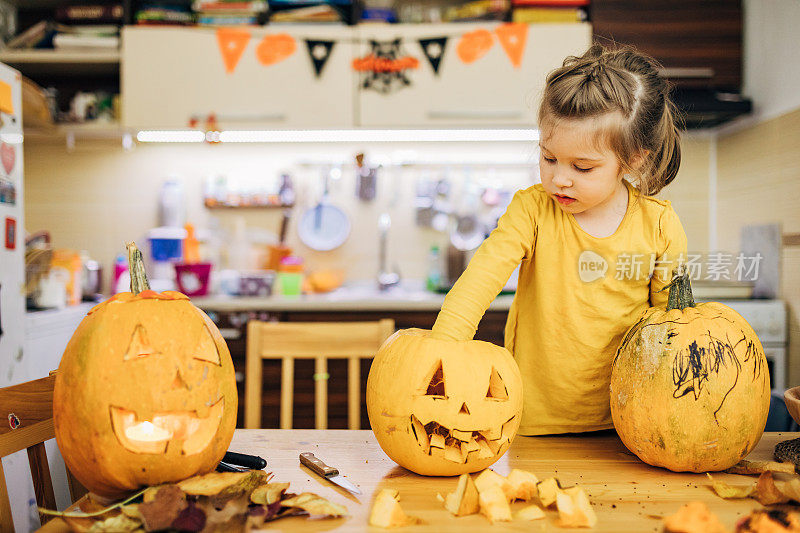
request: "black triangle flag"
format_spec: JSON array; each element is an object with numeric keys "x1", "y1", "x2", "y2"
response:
[
  {"x1": 305, "y1": 39, "x2": 335, "y2": 78},
  {"x1": 418, "y1": 37, "x2": 448, "y2": 75}
]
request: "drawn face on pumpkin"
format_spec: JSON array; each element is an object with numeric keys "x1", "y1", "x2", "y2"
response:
[
  {"x1": 367, "y1": 329, "x2": 523, "y2": 476},
  {"x1": 54, "y1": 291, "x2": 238, "y2": 498}
]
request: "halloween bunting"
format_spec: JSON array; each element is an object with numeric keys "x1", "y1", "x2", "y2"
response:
[
  {"x1": 353, "y1": 39, "x2": 420, "y2": 94},
  {"x1": 214, "y1": 25, "x2": 532, "y2": 77},
  {"x1": 418, "y1": 37, "x2": 448, "y2": 75},
  {"x1": 216, "y1": 28, "x2": 251, "y2": 74},
  {"x1": 256, "y1": 33, "x2": 296, "y2": 66},
  {"x1": 305, "y1": 39, "x2": 335, "y2": 77}
]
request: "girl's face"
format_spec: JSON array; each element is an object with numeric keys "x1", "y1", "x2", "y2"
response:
[{"x1": 538, "y1": 118, "x2": 628, "y2": 216}]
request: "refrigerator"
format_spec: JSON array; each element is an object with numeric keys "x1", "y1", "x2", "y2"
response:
[{"x1": 0, "y1": 62, "x2": 39, "y2": 532}]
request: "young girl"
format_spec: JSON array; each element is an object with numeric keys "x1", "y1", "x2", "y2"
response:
[{"x1": 431, "y1": 43, "x2": 688, "y2": 436}]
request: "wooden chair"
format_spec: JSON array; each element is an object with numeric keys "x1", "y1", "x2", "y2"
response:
[
  {"x1": 0, "y1": 373, "x2": 86, "y2": 532},
  {"x1": 245, "y1": 319, "x2": 395, "y2": 430}
]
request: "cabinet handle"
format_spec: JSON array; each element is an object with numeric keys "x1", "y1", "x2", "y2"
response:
[
  {"x1": 658, "y1": 67, "x2": 714, "y2": 79},
  {"x1": 426, "y1": 110, "x2": 523, "y2": 120},
  {"x1": 190, "y1": 113, "x2": 287, "y2": 124}
]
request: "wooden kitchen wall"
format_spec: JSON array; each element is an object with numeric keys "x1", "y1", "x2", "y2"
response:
[
  {"x1": 24, "y1": 135, "x2": 712, "y2": 284},
  {"x1": 717, "y1": 107, "x2": 800, "y2": 386}
]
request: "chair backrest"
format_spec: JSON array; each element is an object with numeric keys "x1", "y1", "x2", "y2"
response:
[
  {"x1": 245, "y1": 319, "x2": 395, "y2": 430},
  {"x1": 0, "y1": 373, "x2": 87, "y2": 532}
]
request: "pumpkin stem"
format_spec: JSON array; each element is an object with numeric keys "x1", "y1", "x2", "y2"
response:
[
  {"x1": 126, "y1": 241, "x2": 151, "y2": 294},
  {"x1": 661, "y1": 266, "x2": 695, "y2": 311}
]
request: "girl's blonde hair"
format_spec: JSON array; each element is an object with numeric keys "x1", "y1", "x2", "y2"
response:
[{"x1": 538, "y1": 43, "x2": 684, "y2": 196}]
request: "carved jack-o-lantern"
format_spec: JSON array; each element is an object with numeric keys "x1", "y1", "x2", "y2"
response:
[
  {"x1": 53, "y1": 243, "x2": 237, "y2": 498},
  {"x1": 367, "y1": 329, "x2": 523, "y2": 476}
]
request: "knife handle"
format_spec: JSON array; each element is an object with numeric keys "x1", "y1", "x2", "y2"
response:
[{"x1": 299, "y1": 452, "x2": 338, "y2": 477}]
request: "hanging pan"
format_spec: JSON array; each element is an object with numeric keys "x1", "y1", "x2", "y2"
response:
[{"x1": 298, "y1": 167, "x2": 351, "y2": 251}]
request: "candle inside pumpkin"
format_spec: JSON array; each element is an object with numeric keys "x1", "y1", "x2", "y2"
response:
[{"x1": 125, "y1": 420, "x2": 172, "y2": 442}]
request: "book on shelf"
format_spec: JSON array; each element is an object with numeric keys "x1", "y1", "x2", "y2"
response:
[
  {"x1": 197, "y1": 14, "x2": 260, "y2": 25},
  {"x1": 193, "y1": 1, "x2": 268, "y2": 14},
  {"x1": 52, "y1": 33, "x2": 120, "y2": 51},
  {"x1": 269, "y1": 5, "x2": 342, "y2": 23},
  {"x1": 512, "y1": 0, "x2": 589, "y2": 5},
  {"x1": 55, "y1": 4, "x2": 124, "y2": 24},
  {"x1": 513, "y1": 6, "x2": 588, "y2": 23}
]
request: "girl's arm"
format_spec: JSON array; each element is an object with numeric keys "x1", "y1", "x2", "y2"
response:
[
  {"x1": 431, "y1": 190, "x2": 537, "y2": 341},
  {"x1": 649, "y1": 204, "x2": 689, "y2": 308}
]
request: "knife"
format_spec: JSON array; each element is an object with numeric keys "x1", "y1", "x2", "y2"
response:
[{"x1": 299, "y1": 452, "x2": 361, "y2": 495}]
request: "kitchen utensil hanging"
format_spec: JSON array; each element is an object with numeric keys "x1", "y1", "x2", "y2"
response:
[{"x1": 298, "y1": 167, "x2": 351, "y2": 251}]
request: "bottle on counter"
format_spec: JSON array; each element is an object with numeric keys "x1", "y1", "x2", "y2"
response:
[{"x1": 426, "y1": 245, "x2": 442, "y2": 292}]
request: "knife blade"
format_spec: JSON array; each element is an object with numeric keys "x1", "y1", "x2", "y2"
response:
[{"x1": 299, "y1": 452, "x2": 361, "y2": 495}]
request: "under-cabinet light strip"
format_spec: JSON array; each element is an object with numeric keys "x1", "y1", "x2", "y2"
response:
[{"x1": 136, "y1": 129, "x2": 539, "y2": 143}]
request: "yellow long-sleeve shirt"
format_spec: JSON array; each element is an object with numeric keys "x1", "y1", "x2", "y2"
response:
[{"x1": 431, "y1": 180, "x2": 688, "y2": 435}]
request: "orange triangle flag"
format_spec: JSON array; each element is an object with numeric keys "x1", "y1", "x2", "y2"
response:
[
  {"x1": 494, "y1": 23, "x2": 528, "y2": 69},
  {"x1": 216, "y1": 28, "x2": 251, "y2": 74}
]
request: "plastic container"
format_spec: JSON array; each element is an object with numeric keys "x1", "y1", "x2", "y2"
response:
[
  {"x1": 159, "y1": 178, "x2": 185, "y2": 228},
  {"x1": 148, "y1": 226, "x2": 187, "y2": 261},
  {"x1": 426, "y1": 245, "x2": 442, "y2": 292},
  {"x1": 183, "y1": 223, "x2": 201, "y2": 263},
  {"x1": 276, "y1": 256, "x2": 304, "y2": 296},
  {"x1": 174, "y1": 262, "x2": 212, "y2": 297}
]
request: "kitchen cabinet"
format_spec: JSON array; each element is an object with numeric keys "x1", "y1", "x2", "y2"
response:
[
  {"x1": 355, "y1": 23, "x2": 592, "y2": 127},
  {"x1": 591, "y1": 0, "x2": 742, "y2": 91},
  {"x1": 121, "y1": 26, "x2": 356, "y2": 130},
  {"x1": 121, "y1": 22, "x2": 591, "y2": 130},
  {"x1": 207, "y1": 307, "x2": 509, "y2": 430}
]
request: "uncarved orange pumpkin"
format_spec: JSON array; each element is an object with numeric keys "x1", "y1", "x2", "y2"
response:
[
  {"x1": 610, "y1": 269, "x2": 770, "y2": 472},
  {"x1": 53, "y1": 243, "x2": 237, "y2": 498},
  {"x1": 367, "y1": 329, "x2": 523, "y2": 476}
]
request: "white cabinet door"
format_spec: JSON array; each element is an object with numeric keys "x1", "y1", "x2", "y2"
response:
[
  {"x1": 122, "y1": 26, "x2": 356, "y2": 130},
  {"x1": 355, "y1": 23, "x2": 591, "y2": 128}
]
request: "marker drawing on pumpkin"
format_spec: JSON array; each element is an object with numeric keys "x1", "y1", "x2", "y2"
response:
[{"x1": 669, "y1": 331, "x2": 757, "y2": 422}]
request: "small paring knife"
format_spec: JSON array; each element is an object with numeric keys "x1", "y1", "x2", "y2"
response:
[{"x1": 299, "y1": 452, "x2": 362, "y2": 495}]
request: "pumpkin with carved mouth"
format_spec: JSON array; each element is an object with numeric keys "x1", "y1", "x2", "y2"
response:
[
  {"x1": 367, "y1": 329, "x2": 523, "y2": 476},
  {"x1": 53, "y1": 243, "x2": 237, "y2": 498}
]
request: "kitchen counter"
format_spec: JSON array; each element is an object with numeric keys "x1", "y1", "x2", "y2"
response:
[
  {"x1": 191, "y1": 286, "x2": 515, "y2": 312},
  {"x1": 39, "y1": 430, "x2": 799, "y2": 532}
]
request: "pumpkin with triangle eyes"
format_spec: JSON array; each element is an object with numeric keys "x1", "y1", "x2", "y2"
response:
[
  {"x1": 53, "y1": 243, "x2": 237, "y2": 498},
  {"x1": 366, "y1": 329, "x2": 523, "y2": 476}
]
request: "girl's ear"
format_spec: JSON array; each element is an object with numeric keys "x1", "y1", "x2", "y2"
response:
[{"x1": 630, "y1": 150, "x2": 651, "y2": 171}]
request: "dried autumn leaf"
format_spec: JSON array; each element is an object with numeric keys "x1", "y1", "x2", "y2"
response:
[
  {"x1": 170, "y1": 500, "x2": 206, "y2": 532},
  {"x1": 198, "y1": 498, "x2": 248, "y2": 533},
  {"x1": 137, "y1": 484, "x2": 187, "y2": 531},
  {"x1": 726, "y1": 459, "x2": 796, "y2": 476},
  {"x1": 250, "y1": 482, "x2": 290, "y2": 505},
  {"x1": 755, "y1": 472, "x2": 791, "y2": 505},
  {"x1": 85, "y1": 514, "x2": 142, "y2": 533},
  {"x1": 706, "y1": 473, "x2": 755, "y2": 499},
  {"x1": 281, "y1": 492, "x2": 348, "y2": 517},
  {"x1": 177, "y1": 471, "x2": 270, "y2": 498},
  {"x1": 662, "y1": 501, "x2": 728, "y2": 533}
]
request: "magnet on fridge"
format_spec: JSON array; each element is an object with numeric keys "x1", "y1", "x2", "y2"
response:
[{"x1": 5, "y1": 216, "x2": 15, "y2": 249}]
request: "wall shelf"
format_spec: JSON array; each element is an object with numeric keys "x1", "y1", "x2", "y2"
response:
[{"x1": 0, "y1": 49, "x2": 120, "y2": 76}]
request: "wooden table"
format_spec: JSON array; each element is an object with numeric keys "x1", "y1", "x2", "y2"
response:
[{"x1": 41, "y1": 430, "x2": 799, "y2": 532}]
